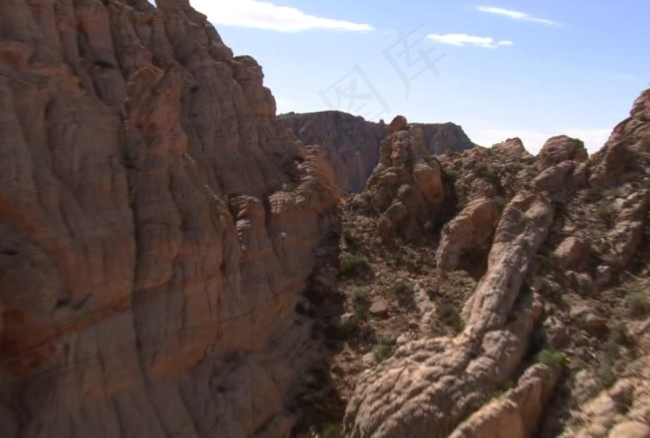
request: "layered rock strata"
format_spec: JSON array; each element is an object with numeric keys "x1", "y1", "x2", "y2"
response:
[{"x1": 0, "y1": 1, "x2": 339, "y2": 436}]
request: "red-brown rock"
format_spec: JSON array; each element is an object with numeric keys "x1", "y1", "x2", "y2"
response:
[{"x1": 0, "y1": 1, "x2": 339, "y2": 436}]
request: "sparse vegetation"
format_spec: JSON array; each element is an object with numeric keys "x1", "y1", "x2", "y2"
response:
[
  {"x1": 443, "y1": 167, "x2": 460, "y2": 181},
  {"x1": 614, "y1": 390, "x2": 634, "y2": 414},
  {"x1": 392, "y1": 280, "x2": 414, "y2": 306},
  {"x1": 494, "y1": 379, "x2": 515, "y2": 397},
  {"x1": 351, "y1": 287, "x2": 370, "y2": 320},
  {"x1": 373, "y1": 342, "x2": 395, "y2": 363},
  {"x1": 536, "y1": 348, "x2": 568, "y2": 370},
  {"x1": 625, "y1": 289, "x2": 649, "y2": 317},
  {"x1": 342, "y1": 228, "x2": 357, "y2": 246},
  {"x1": 602, "y1": 187, "x2": 623, "y2": 199},
  {"x1": 437, "y1": 301, "x2": 464, "y2": 333},
  {"x1": 610, "y1": 322, "x2": 635, "y2": 348},
  {"x1": 597, "y1": 363, "x2": 617, "y2": 389},
  {"x1": 339, "y1": 252, "x2": 370, "y2": 276},
  {"x1": 320, "y1": 422, "x2": 342, "y2": 438},
  {"x1": 537, "y1": 278, "x2": 563, "y2": 303},
  {"x1": 473, "y1": 163, "x2": 500, "y2": 185},
  {"x1": 599, "y1": 203, "x2": 619, "y2": 228}
]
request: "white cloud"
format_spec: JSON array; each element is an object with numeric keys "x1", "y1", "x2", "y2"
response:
[
  {"x1": 188, "y1": 0, "x2": 374, "y2": 32},
  {"x1": 474, "y1": 128, "x2": 611, "y2": 154},
  {"x1": 478, "y1": 6, "x2": 559, "y2": 26},
  {"x1": 427, "y1": 33, "x2": 513, "y2": 49}
]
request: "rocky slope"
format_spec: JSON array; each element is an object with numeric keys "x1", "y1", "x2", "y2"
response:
[
  {"x1": 278, "y1": 111, "x2": 476, "y2": 193},
  {"x1": 297, "y1": 90, "x2": 650, "y2": 437},
  {"x1": 0, "y1": 1, "x2": 340, "y2": 437}
]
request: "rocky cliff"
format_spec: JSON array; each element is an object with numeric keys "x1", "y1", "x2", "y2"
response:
[
  {"x1": 2, "y1": 1, "x2": 649, "y2": 437},
  {"x1": 278, "y1": 111, "x2": 476, "y2": 193},
  {"x1": 0, "y1": 1, "x2": 339, "y2": 436},
  {"x1": 298, "y1": 90, "x2": 650, "y2": 437}
]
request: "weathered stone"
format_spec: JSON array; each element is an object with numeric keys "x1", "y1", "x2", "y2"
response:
[
  {"x1": 369, "y1": 299, "x2": 389, "y2": 317},
  {"x1": 344, "y1": 192, "x2": 555, "y2": 437},
  {"x1": 389, "y1": 115, "x2": 408, "y2": 134},
  {"x1": 552, "y1": 236, "x2": 590, "y2": 269},
  {"x1": 0, "y1": 1, "x2": 339, "y2": 436}
]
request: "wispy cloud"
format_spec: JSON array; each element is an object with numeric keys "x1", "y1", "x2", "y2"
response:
[
  {"x1": 478, "y1": 6, "x2": 559, "y2": 26},
  {"x1": 189, "y1": 0, "x2": 374, "y2": 32},
  {"x1": 427, "y1": 33, "x2": 513, "y2": 49}
]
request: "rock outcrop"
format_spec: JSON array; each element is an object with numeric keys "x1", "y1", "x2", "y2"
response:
[
  {"x1": 349, "y1": 125, "x2": 450, "y2": 243},
  {"x1": 279, "y1": 111, "x2": 476, "y2": 192},
  {"x1": 344, "y1": 190, "x2": 558, "y2": 437},
  {"x1": 335, "y1": 90, "x2": 650, "y2": 437},
  {"x1": 0, "y1": 1, "x2": 339, "y2": 436}
]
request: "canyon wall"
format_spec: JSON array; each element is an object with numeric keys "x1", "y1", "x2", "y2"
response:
[
  {"x1": 279, "y1": 111, "x2": 476, "y2": 192},
  {"x1": 0, "y1": 0, "x2": 339, "y2": 436}
]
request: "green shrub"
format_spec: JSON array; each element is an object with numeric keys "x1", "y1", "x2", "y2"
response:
[
  {"x1": 537, "y1": 278, "x2": 562, "y2": 303},
  {"x1": 373, "y1": 342, "x2": 394, "y2": 363},
  {"x1": 339, "y1": 253, "x2": 370, "y2": 276},
  {"x1": 495, "y1": 380, "x2": 515, "y2": 397},
  {"x1": 320, "y1": 422, "x2": 341, "y2": 438},
  {"x1": 625, "y1": 290, "x2": 649, "y2": 317},
  {"x1": 437, "y1": 302, "x2": 464, "y2": 333},
  {"x1": 599, "y1": 203, "x2": 618, "y2": 228},
  {"x1": 392, "y1": 280, "x2": 415, "y2": 306},
  {"x1": 393, "y1": 280, "x2": 412, "y2": 295},
  {"x1": 536, "y1": 348, "x2": 567, "y2": 370},
  {"x1": 443, "y1": 167, "x2": 460, "y2": 181},
  {"x1": 342, "y1": 228, "x2": 357, "y2": 245},
  {"x1": 610, "y1": 322, "x2": 635, "y2": 348},
  {"x1": 598, "y1": 363, "x2": 617, "y2": 388},
  {"x1": 602, "y1": 187, "x2": 623, "y2": 199},
  {"x1": 351, "y1": 287, "x2": 370, "y2": 320}
]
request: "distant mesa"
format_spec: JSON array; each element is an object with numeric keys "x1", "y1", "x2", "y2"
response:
[{"x1": 278, "y1": 110, "x2": 477, "y2": 193}]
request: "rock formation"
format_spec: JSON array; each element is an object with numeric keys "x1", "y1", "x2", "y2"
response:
[
  {"x1": 279, "y1": 111, "x2": 476, "y2": 192},
  {"x1": 1, "y1": 0, "x2": 650, "y2": 436},
  {"x1": 0, "y1": 1, "x2": 339, "y2": 436},
  {"x1": 278, "y1": 111, "x2": 385, "y2": 193},
  {"x1": 348, "y1": 124, "x2": 451, "y2": 243},
  {"x1": 324, "y1": 91, "x2": 650, "y2": 437}
]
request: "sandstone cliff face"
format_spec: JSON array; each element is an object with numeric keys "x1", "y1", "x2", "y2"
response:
[
  {"x1": 0, "y1": 1, "x2": 339, "y2": 437},
  {"x1": 278, "y1": 111, "x2": 476, "y2": 192},
  {"x1": 278, "y1": 111, "x2": 384, "y2": 193}
]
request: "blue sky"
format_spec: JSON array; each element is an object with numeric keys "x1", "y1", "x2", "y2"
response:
[{"x1": 184, "y1": 0, "x2": 649, "y2": 153}]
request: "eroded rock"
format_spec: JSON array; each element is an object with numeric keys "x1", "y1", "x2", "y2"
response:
[{"x1": 0, "y1": 1, "x2": 339, "y2": 436}]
